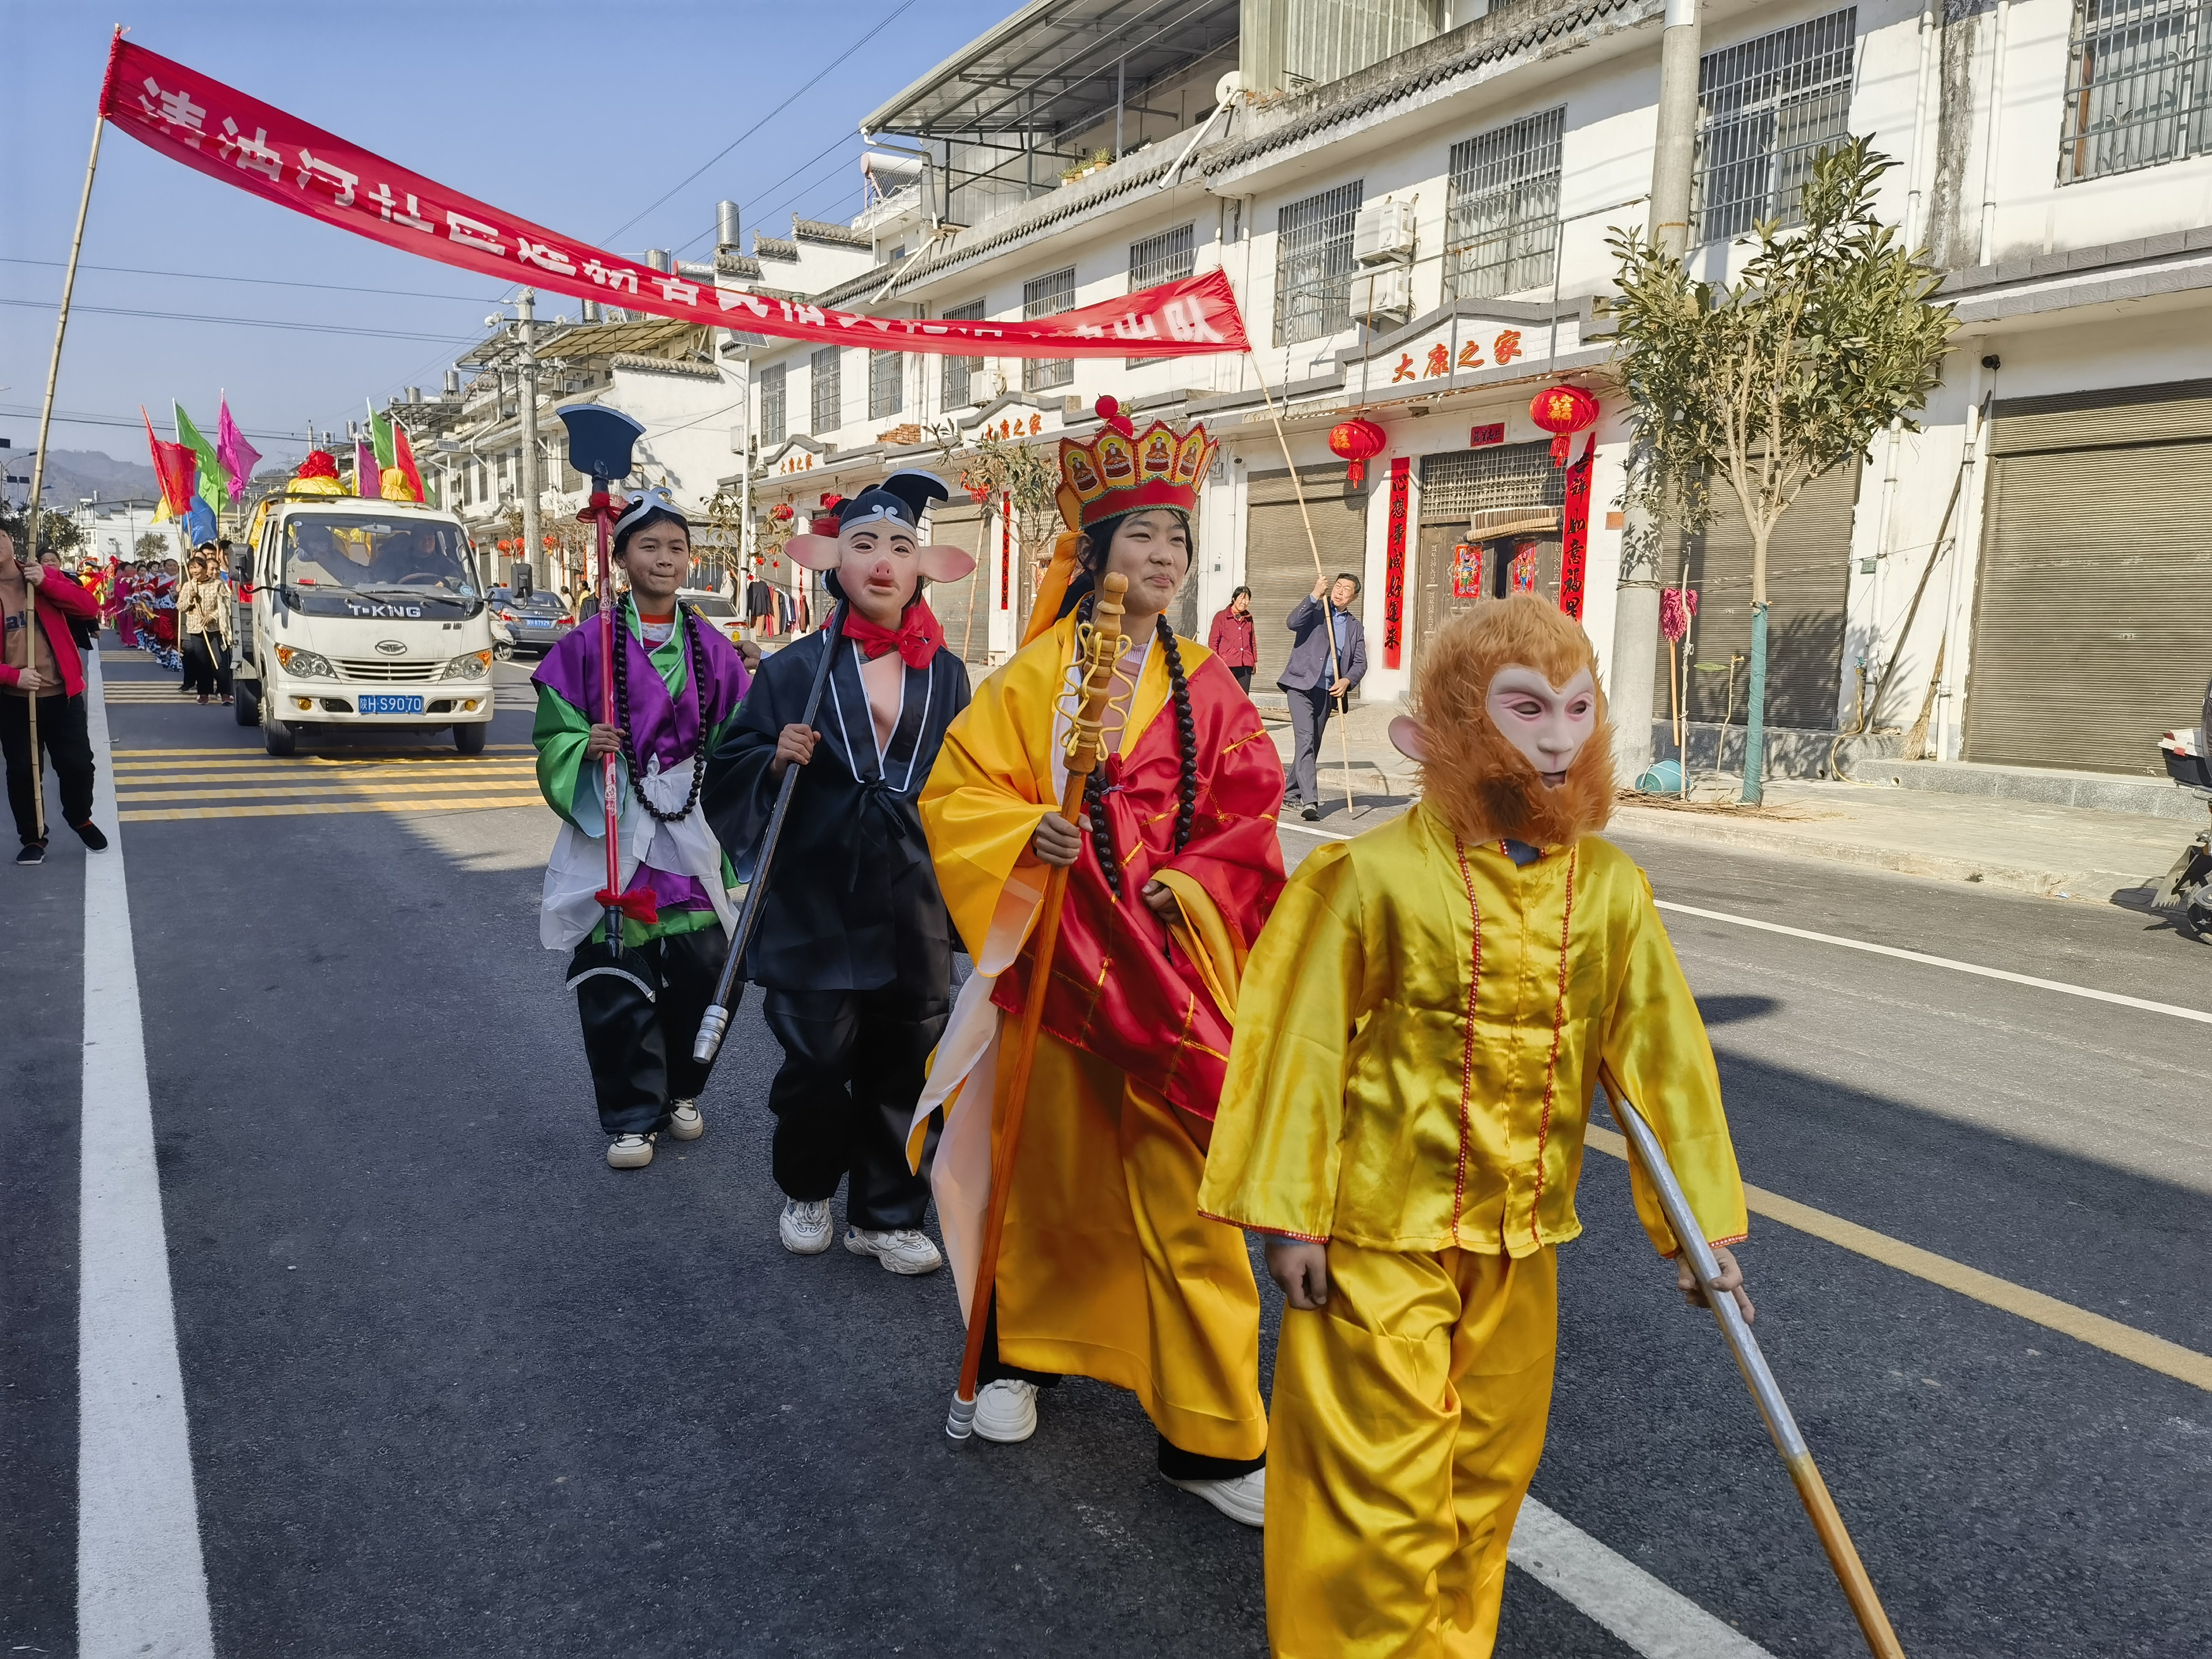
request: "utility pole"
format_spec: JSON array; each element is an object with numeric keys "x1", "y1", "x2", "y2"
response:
[
  {"x1": 1612, "y1": 0, "x2": 1702, "y2": 787},
  {"x1": 516, "y1": 289, "x2": 544, "y2": 588}
]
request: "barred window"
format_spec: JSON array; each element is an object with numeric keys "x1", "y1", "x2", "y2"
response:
[
  {"x1": 1023, "y1": 267, "x2": 1076, "y2": 393},
  {"x1": 810, "y1": 346, "x2": 841, "y2": 435},
  {"x1": 1418, "y1": 442, "x2": 1564, "y2": 521},
  {"x1": 1444, "y1": 109, "x2": 1565, "y2": 302},
  {"x1": 1128, "y1": 223, "x2": 1197, "y2": 367},
  {"x1": 1275, "y1": 180, "x2": 1363, "y2": 346},
  {"x1": 1694, "y1": 10, "x2": 1857, "y2": 245},
  {"x1": 941, "y1": 300, "x2": 985, "y2": 409},
  {"x1": 2061, "y1": 0, "x2": 2212, "y2": 180},
  {"x1": 758, "y1": 363, "x2": 786, "y2": 448},
  {"x1": 869, "y1": 350, "x2": 905, "y2": 420}
]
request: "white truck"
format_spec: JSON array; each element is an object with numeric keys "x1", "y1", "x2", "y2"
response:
[{"x1": 231, "y1": 493, "x2": 497, "y2": 757}]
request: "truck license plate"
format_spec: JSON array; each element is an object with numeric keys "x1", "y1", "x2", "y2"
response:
[{"x1": 359, "y1": 694, "x2": 424, "y2": 715}]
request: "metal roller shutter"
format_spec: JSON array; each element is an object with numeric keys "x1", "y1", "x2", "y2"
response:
[
  {"x1": 1245, "y1": 463, "x2": 1367, "y2": 692},
  {"x1": 1967, "y1": 433, "x2": 2212, "y2": 773},
  {"x1": 927, "y1": 503, "x2": 994, "y2": 666},
  {"x1": 1651, "y1": 460, "x2": 1857, "y2": 729}
]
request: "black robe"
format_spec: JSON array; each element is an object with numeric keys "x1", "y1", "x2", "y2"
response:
[{"x1": 704, "y1": 630, "x2": 970, "y2": 994}]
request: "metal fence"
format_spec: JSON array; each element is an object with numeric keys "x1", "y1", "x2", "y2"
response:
[
  {"x1": 1275, "y1": 180, "x2": 1364, "y2": 346},
  {"x1": 2061, "y1": 0, "x2": 2212, "y2": 180},
  {"x1": 1444, "y1": 107, "x2": 1566, "y2": 301},
  {"x1": 1418, "y1": 440, "x2": 1563, "y2": 521},
  {"x1": 1693, "y1": 8, "x2": 1858, "y2": 245},
  {"x1": 1023, "y1": 267, "x2": 1076, "y2": 393}
]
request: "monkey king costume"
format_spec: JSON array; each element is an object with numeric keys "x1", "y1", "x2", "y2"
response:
[
  {"x1": 532, "y1": 490, "x2": 752, "y2": 1149},
  {"x1": 1199, "y1": 596, "x2": 1749, "y2": 1655},
  {"x1": 703, "y1": 474, "x2": 974, "y2": 1257},
  {"x1": 915, "y1": 398, "x2": 1287, "y2": 1507}
]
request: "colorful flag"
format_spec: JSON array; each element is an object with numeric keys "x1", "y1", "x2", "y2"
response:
[
  {"x1": 367, "y1": 402, "x2": 396, "y2": 470},
  {"x1": 173, "y1": 402, "x2": 228, "y2": 507},
  {"x1": 142, "y1": 407, "x2": 197, "y2": 521},
  {"x1": 216, "y1": 397, "x2": 262, "y2": 498},
  {"x1": 354, "y1": 435, "x2": 382, "y2": 498},
  {"x1": 389, "y1": 418, "x2": 426, "y2": 503}
]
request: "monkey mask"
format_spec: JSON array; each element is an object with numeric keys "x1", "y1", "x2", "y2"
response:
[{"x1": 1388, "y1": 595, "x2": 1616, "y2": 848}]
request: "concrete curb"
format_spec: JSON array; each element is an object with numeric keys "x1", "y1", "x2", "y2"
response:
[{"x1": 1606, "y1": 805, "x2": 2162, "y2": 903}]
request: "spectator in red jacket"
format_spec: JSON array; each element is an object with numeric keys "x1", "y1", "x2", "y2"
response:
[
  {"x1": 1, "y1": 532, "x2": 106, "y2": 865},
  {"x1": 1206, "y1": 584, "x2": 1258, "y2": 693}
]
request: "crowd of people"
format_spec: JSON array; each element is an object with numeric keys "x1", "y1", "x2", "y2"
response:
[{"x1": 527, "y1": 394, "x2": 1753, "y2": 1659}]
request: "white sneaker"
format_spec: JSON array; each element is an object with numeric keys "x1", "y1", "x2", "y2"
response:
[
  {"x1": 973, "y1": 1379, "x2": 1038, "y2": 1444},
  {"x1": 1168, "y1": 1466, "x2": 1266, "y2": 1528},
  {"x1": 845, "y1": 1226, "x2": 943, "y2": 1276},
  {"x1": 605, "y1": 1133, "x2": 655, "y2": 1170},
  {"x1": 778, "y1": 1198, "x2": 833, "y2": 1255},
  {"x1": 666, "y1": 1099, "x2": 704, "y2": 1141}
]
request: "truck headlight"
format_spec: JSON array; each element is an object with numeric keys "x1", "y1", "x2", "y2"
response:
[
  {"x1": 441, "y1": 650, "x2": 493, "y2": 680},
  {"x1": 275, "y1": 645, "x2": 334, "y2": 678}
]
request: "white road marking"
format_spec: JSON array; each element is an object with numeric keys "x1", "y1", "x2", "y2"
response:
[
  {"x1": 1278, "y1": 820, "x2": 2212, "y2": 1026},
  {"x1": 1510, "y1": 1499, "x2": 1777, "y2": 1658},
  {"x1": 78, "y1": 655, "x2": 217, "y2": 1659}
]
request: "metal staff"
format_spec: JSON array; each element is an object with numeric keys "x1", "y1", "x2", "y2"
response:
[
  {"x1": 690, "y1": 596, "x2": 849, "y2": 1067},
  {"x1": 948, "y1": 571, "x2": 1131, "y2": 1442},
  {"x1": 1609, "y1": 1087, "x2": 1907, "y2": 1659}
]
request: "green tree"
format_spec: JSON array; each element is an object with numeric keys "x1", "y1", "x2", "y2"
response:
[
  {"x1": 1608, "y1": 137, "x2": 1955, "y2": 802},
  {"x1": 0, "y1": 504, "x2": 83, "y2": 558},
  {"x1": 134, "y1": 532, "x2": 168, "y2": 561}
]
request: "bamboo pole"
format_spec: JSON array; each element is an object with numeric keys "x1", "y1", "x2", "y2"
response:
[
  {"x1": 1245, "y1": 358, "x2": 1358, "y2": 817},
  {"x1": 17, "y1": 30, "x2": 114, "y2": 841},
  {"x1": 947, "y1": 572, "x2": 1131, "y2": 1441}
]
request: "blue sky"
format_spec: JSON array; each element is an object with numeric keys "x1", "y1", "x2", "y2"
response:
[{"x1": 2, "y1": 0, "x2": 1006, "y2": 474}]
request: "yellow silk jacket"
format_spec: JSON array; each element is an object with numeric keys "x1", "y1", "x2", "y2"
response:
[{"x1": 1199, "y1": 804, "x2": 1748, "y2": 1258}]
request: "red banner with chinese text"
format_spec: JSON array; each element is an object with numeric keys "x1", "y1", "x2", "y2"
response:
[
  {"x1": 1382, "y1": 456, "x2": 1410, "y2": 669},
  {"x1": 98, "y1": 38, "x2": 1249, "y2": 360},
  {"x1": 1557, "y1": 433, "x2": 1595, "y2": 619}
]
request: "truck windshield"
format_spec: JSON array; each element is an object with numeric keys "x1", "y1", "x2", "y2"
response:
[{"x1": 283, "y1": 515, "x2": 478, "y2": 596}]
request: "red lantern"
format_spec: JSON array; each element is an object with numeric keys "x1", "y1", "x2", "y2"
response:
[
  {"x1": 496, "y1": 538, "x2": 512, "y2": 553},
  {"x1": 1328, "y1": 417, "x2": 1388, "y2": 487},
  {"x1": 1528, "y1": 384, "x2": 1599, "y2": 466},
  {"x1": 771, "y1": 502, "x2": 794, "y2": 523}
]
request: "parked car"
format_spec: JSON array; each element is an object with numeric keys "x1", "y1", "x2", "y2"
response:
[
  {"x1": 677, "y1": 588, "x2": 744, "y2": 647},
  {"x1": 488, "y1": 586, "x2": 575, "y2": 656}
]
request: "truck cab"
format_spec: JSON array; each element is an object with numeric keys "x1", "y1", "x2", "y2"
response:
[{"x1": 232, "y1": 494, "x2": 496, "y2": 756}]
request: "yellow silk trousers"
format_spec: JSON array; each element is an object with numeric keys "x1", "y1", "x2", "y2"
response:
[
  {"x1": 1266, "y1": 1242, "x2": 1559, "y2": 1658},
  {"x1": 995, "y1": 1031, "x2": 1267, "y2": 1461}
]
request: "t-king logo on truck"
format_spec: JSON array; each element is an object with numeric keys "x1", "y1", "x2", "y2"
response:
[{"x1": 343, "y1": 599, "x2": 425, "y2": 618}]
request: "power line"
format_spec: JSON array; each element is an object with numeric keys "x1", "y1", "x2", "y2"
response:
[
  {"x1": 0, "y1": 296, "x2": 475, "y2": 345},
  {"x1": 604, "y1": 0, "x2": 922, "y2": 249},
  {"x1": 0, "y1": 255, "x2": 501, "y2": 305},
  {"x1": 0, "y1": 403, "x2": 311, "y2": 444}
]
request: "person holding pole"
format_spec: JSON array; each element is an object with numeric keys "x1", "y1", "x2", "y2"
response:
[
  {"x1": 1277, "y1": 570, "x2": 1366, "y2": 822},
  {"x1": 178, "y1": 548, "x2": 233, "y2": 704},
  {"x1": 1201, "y1": 595, "x2": 1752, "y2": 1657},
  {"x1": 702, "y1": 474, "x2": 973, "y2": 1273},
  {"x1": 531, "y1": 486, "x2": 751, "y2": 1169},
  {"x1": 914, "y1": 397, "x2": 1287, "y2": 1525},
  {"x1": 1, "y1": 531, "x2": 106, "y2": 865}
]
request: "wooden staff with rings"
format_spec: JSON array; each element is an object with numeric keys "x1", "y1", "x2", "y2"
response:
[
  {"x1": 946, "y1": 570, "x2": 1132, "y2": 1442},
  {"x1": 1607, "y1": 1082, "x2": 1907, "y2": 1658}
]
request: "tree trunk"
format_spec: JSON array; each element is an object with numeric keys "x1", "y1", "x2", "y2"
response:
[{"x1": 1741, "y1": 527, "x2": 1772, "y2": 805}]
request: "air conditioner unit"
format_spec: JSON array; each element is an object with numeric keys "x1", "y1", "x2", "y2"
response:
[
  {"x1": 1357, "y1": 264, "x2": 1414, "y2": 321},
  {"x1": 1354, "y1": 197, "x2": 1418, "y2": 266}
]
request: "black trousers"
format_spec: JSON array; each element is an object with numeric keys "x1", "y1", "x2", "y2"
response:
[
  {"x1": 1, "y1": 693, "x2": 94, "y2": 845},
  {"x1": 763, "y1": 984, "x2": 947, "y2": 1230},
  {"x1": 181, "y1": 633, "x2": 231, "y2": 698},
  {"x1": 1282, "y1": 683, "x2": 1335, "y2": 805},
  {"x1": 1229, "y1": 665, "x2": 1253, "y2": 692},
  {"x1": 571, "y1": 926, "x2": 723, "y2": 1136}
]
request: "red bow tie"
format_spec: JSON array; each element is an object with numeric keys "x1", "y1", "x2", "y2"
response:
[{"x1": 842, "y1": 601, "x2": 944, "y2": 669}]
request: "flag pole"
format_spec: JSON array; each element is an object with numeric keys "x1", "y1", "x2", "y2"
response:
[
  {"x1": 1244, "y1": 353, "x2": 1358, "y2": 817},
  {"x1": 17, "y1": 26, "x2": 118, "y2": 843}
]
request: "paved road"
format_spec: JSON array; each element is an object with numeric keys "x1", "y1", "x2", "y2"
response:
[{"x1": 5, "y1": 650, "x2": 2208, "y2": 1656}]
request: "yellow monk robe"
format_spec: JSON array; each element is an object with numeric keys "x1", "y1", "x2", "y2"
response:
[
  {"x1": 916, "y1": 610, "x2": 1285, "y2": 1462},
  {"x1": 1199, "y1": 803, "x2": 1748, "y2": 1657}
]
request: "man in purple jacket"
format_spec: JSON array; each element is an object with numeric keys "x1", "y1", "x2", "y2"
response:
[{"x1": 2, "y1": 532, "x2": 107, "y2": 866}]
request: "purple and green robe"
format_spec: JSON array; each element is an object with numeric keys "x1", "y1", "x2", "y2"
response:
[{"x1": 532, "y1": 604, "x2": 752, "y2": 948}]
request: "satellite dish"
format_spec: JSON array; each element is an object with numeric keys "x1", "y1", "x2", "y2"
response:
[{"x1": 1215, "y1": 70, "x2": 1245, "y2": 104}]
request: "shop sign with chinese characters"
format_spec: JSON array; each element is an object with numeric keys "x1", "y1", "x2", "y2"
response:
[{"x1": 1378, "y1": 316, "x2": 1580, "y2": 388}]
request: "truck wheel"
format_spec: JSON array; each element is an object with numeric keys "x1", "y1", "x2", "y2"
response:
[
  {"x1": 264, "y1": 707, "x2": 298, "y2": 757},
  {"x1": 233, "y1": 679, "x2": 260, "y2": 726},
  {"x1": 454, "y1": 721, "x2": 487, "y2": 755}
]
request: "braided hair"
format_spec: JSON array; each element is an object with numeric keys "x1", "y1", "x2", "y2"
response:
[
  {"x1": 1079, "y1": 607, "x2": 1200, "y2": 901},
  {"x1": 607, "y1": 591, "x2": 712, "y2": 825}
]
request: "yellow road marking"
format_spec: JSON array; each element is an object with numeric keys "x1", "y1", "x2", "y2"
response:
[
  {"x1": 1584, "y1": 1126, "x2": 2212, "y2": 1393},
  {"x1": 113, "y1": 765, "x2": 532, "y2": 786},
  {"x1": 109, "y1": 746, "x2": 532, "y2": 758},
  {"x1": 117, "y1": 780, "x2": 544, "y2": 804},
  {"x1": 110, "y1": 755, "x2": 532, "y2": 772},
  {"x1": 119, "y1": 796, "x2": 544, "y2": 821}
]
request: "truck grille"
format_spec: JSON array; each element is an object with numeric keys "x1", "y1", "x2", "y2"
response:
[{"x1": 334, "y1": 658, "x2": 440, "y2": 682}]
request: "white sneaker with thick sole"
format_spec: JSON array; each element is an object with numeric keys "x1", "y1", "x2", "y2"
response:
[
  {"x1": 778, "y1": 1198, "x2": 834, "y2": 1255},
  {"x1": 605, "y1": 1133, "x2": 655, "y2": 1170},
  {"x1": 845, "y1": 1227, "x2": 943, "y2": 1276},
  {"x1": 666, "y1": 1099, "x2": 704, "y2": 1141},
  {"x1": 1168, "y1": 1466, "x2": 1266, "y2": 1528},
  {"x1": 973, "y1": 1379, "x2": 1038, "y2": 1444}
]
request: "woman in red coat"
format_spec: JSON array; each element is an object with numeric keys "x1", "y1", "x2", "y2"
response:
[{"x1": 1205, "y1": 584, "x2": 1258, "y2": 692}]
